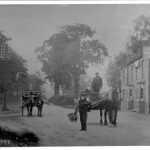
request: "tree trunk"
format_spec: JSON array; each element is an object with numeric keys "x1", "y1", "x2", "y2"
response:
[{"x1": 54, "y1": 82, "x2": 60, "y2": 96}]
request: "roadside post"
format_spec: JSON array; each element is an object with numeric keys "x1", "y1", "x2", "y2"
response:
[{"x1": 0, "y1": 42, "x2": 12, "y2": 111}]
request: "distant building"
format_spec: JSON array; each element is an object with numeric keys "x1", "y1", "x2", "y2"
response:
[{"x1": 120, "y1": 47, "x2": 150, "y2": 114}]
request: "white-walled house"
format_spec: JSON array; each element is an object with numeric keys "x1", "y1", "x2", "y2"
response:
[{"x1": 120, "y1": 47, "x2": 150, "y2": 114}]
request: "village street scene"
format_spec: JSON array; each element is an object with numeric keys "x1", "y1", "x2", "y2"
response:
[{"x1": 1, "y1": 4, "x2": 150, "y2": 146}]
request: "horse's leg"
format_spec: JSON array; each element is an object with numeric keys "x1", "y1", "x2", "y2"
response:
[
  {"x1": 100, "y1": 109, "x2": 103, "y2": 125},
  {"x1": 38, "y1": 106, "x2": 40, "y2": 117},
  {"x1": 113, "y1": 109, "x2": 118, "y2": 126},
  {"x1": 40, "y1": 105, "x2": 43, "y2": 117},
  {"x1": 38, "y1": 107, "x2": 39, "y2": 116},
  {"x1": 104, "y1": 110, "x2": 108, "y2": 126},
  {"x1": 108, "y1": 109, "x2": 113, "y2": 124},
  {"x1": 27, "y1": 106, "x2": 30, "y2": 117},
  {"x1": 30, "y1": 105, "x2": 33, "y2": 116},
  {"x1": 39, "y1": 106, "x2": 42, "y2": 117},
  {"x1": 39, "y1": 107, "x2": 41, "y2": 117}
]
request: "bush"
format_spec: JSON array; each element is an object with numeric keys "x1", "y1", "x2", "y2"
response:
[{"x1": 49, "y1": 95, "x2": 74, "y2": 106}]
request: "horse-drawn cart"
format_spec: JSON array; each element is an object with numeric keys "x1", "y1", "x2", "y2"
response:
[
  {"x1": 21, "y1": 91, "x2": 44, "y2": 117},
  {"x1": 89, "y1": 92, "x2": 100, "y2": 102}
]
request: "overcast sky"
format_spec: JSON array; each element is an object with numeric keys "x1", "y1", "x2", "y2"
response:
[{"x1": 1, "y1": 4, "x2": 150, "y2": 92}]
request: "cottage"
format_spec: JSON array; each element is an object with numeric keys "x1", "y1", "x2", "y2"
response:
[{"x1": 121, "y1": 47, "x2": 150, "y2": 114}]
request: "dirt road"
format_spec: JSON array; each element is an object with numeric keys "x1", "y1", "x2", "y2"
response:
[{"x1": 0, "y1": 103, "x2": 150, "y2": 146}]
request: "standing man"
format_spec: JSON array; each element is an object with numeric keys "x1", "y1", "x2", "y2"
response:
[
  {"x1": 92, "y1": 72, "x2": 103, "y2": 93},
  {"x1": 85, "y1": 89, "x2": 90, "y2": 102},
  {"x1": 74, "y1": 91, "x2": 89, "y2": 131},
  {"x1": 29, "y1": 92, "x2": 34, "y2": 103}
]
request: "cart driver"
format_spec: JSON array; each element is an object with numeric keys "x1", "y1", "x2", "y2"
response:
[
  {"x1": 29, "y1": 92, "x2": 34, "y2": 103},
  {"x1": 92, "y1": 72, "x2": 103, "y2": 93}
]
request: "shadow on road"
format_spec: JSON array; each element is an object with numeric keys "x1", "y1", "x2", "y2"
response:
[
  {"x1": 0, "y1": 126, "x2": 39, "y2": 147},
  {"x1": 87, "y1": 122, "x2": 101, "y2": 126}
]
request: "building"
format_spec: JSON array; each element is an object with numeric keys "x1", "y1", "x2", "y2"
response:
[{"x1": 120, "y1": 47, "x2": 150, "y2": 114}]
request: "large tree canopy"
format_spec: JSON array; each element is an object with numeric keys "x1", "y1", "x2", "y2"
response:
[
  {"x1": 106, "y1": 15, "x2": 150, "y2": 91},
  {"x1": 0, "y1": 32, "x2": 28, "y2": 93},
  {"x1": 36, "y1": 23, "x2": 108, "y2": 96},
  {"x1": 127, "y1": 15, "x2": 150, "y2": 54},
  {"x1": 0, "y1": 32, "x2": 44, "y2": 95},
  {"x1": 28, "y1": 72, "x2": 45, "y2": 91},
  {"x1": 106, "y1": 60, "x2": 121, "y2": 90},
  {"x1": 36, "y1": 33, "x2": 73, "y2": 95}
]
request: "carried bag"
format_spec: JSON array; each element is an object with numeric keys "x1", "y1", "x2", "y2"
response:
[{"x1": 67, "y1": 112, "x2": 78, "y2": 122}]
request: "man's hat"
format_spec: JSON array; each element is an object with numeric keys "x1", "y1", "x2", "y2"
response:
[{"x1": 95, "y1": 72, "x2": 99, "y2": 75}]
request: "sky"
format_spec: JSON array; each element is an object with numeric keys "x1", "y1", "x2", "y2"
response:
[{"x1": 1, "y1": 4, "x2": 150, "y2": 94}]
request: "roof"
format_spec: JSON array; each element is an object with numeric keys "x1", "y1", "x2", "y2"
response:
[{"x1": 121, "y1": 51, "x2": 143, "y2": 69}]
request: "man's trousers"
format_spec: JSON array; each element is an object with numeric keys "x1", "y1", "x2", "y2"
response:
[{"x1": 79, "y1": 110, "x2": 88, "y2": 130}]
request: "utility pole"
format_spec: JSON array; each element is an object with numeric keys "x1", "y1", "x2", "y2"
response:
[
  {"x1": 3, "y1": 58, "x2": 6, "y2": 110},
  {"x1": 16, "y1": 72, "x2": 21, "y2": 101},
  {"x1": 16, "y1": 80, "x2": 19, "y2": 101},
  {"x1": 0, "y1": 42, "x2": 11, "y2": 111}
]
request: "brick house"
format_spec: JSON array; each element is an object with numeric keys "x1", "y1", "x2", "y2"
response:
[{"x1": 120, "y1": 47, "x2": 150, "y2": 114}]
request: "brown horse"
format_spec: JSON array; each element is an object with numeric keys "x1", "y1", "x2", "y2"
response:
[
  {"x1": 22, "y1": 95, "x2": 44, "y2": 117},
  {"x1": 30, "y1": 97, "x2": 44, "y2": 117},
  {"x1": 91, "y1": 99, "x2": 119, "y2": 126},
  {"x1": 21, "y1": 95, "x2": 32, "y2": 116},
  {"x1": 85, "y1": 89, "x2": 119, "y2": 126}
]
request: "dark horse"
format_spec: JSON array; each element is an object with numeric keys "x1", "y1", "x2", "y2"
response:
[
  {"x1": 22, "y1": 95, "x2": 44, "y2": 117},
  {"x1": 91, "y1": 99, "x2": 119, "y2": 126},
  {"x1": 30, "y1": 97, "x2": 44, "y2": 117},
  {"x1": 21, "y1": 95, "x2": 32, "y2": 116},
  {"x1": 85, "y1": 89, "x2": 120, "y2": 126}
]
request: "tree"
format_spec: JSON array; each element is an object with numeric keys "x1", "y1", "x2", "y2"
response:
[
  {"x1": 60, "y1": 24, "x2": 108, "y2": 96},
  {"x1": 0, "y1": 51, "x2": 29, "y2": 95},
  {"x1": 29, "y1": 72, "x2": 44, "y2": 91},
  {"x1": 106, "y1": 61, "x2": 121, "y2": 90},
  {"x1": 36, "y1": 33, "x2": 73, "y2": 95},
  {"x1": 0, "y1": 32, "x2": 28, "y2": 92},
  {"x1": 105, "y1": 50, "x2": 132, "y2": 94},
  {"x1": 0, "y1": 32, "x2": 29, "y2": 111},
  {"x1": 80, "y1": 74, "x2": 92, "y2": 91},
  {"x1": 127, "y1": 15, "x2": 150, "y2": 54},
  {"x1": 106, "y1": 15, "x2": 150, "y2": 92},
  {"x1": 106, "y1": 15, "x2": 150, "y2": 98},
  {"x1": 36, "y1": 23, "x2": 108, "y2": 96}
]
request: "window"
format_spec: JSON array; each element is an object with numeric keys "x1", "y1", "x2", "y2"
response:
[
  {"x1": 123, "y1": 69, "x2": 125, "y2": 81},
  {"x1": 127, "y1": 67, "x2": 129, "y2": 83},
  {"x1": 131, "y1": 65, "x2": 133, "y2": 81},
  {"x1": 141, "y1": 60, "x2": 144, "y2": 78},
  {"x1": 123, "y1": 89, "x2": 125, "y2": 99},
  {"x1": 140, "y1": 86, "x2": 144, "y2": 99},
  {"x1": 129, "y1": 89, "x2": 132, "y2": 96},
  {"x1": 136, "y1": 68, "x2": 138, "y2": 80}
]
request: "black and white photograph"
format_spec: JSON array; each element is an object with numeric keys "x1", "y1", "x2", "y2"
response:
[{"x1": 0, "y1": 2, "x2": 150, "y2": 147}]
